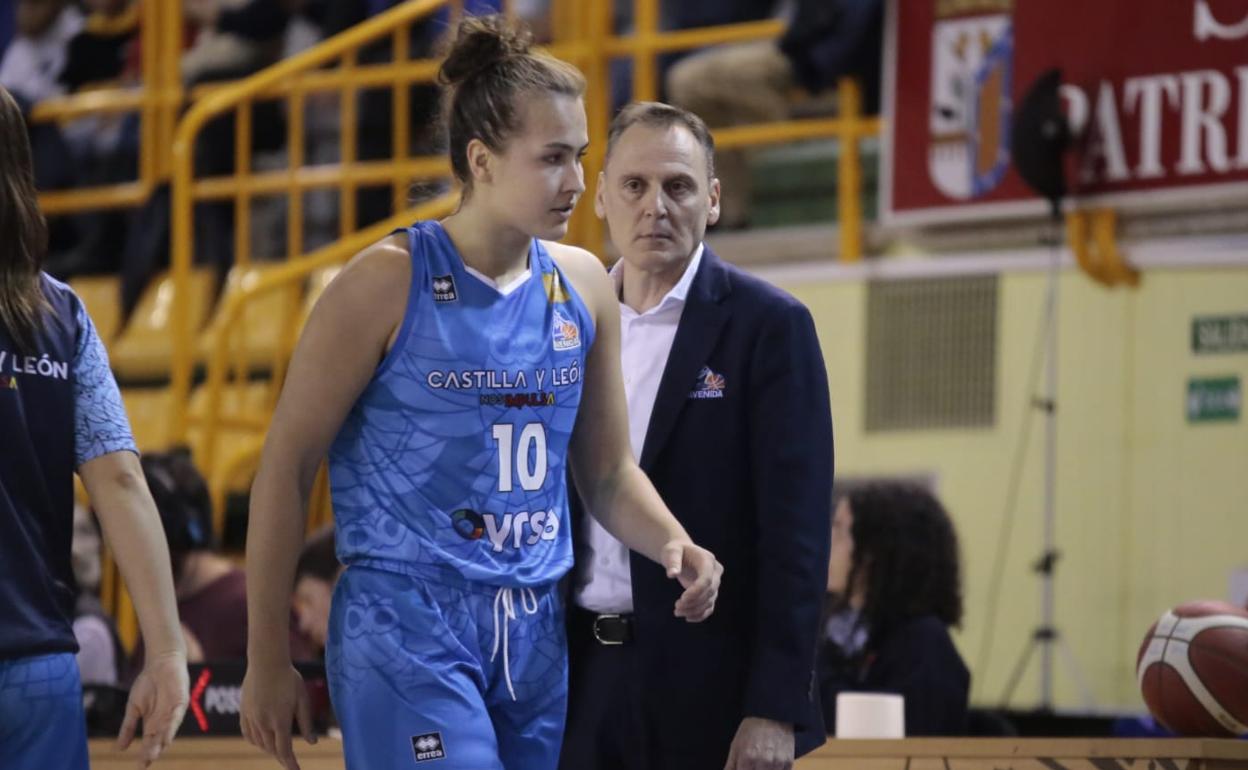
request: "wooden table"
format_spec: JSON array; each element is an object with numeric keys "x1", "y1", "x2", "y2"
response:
[
  {"x1": 89, "y1": 737, "x2": 344, "y2": 769},
  {"x1": 91, "y1": 737, "x2": 1248, "y2": 769},
  {"x1": 795, "y1": 738, "x2": 1248, "y2": 770}
]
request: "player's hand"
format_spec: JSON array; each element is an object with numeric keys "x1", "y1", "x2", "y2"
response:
[
  {"x1": 117, "y1": 649, "x2": 189, "y2": 768},
  {"x1": 240, "y1": 662, "x2": 317, "y2": 770},
  {"x1": 662, "y1": 540, "x2": 723, "y2": 622},
  {"x1": 724, "y1": 717, "x2": 794, "y2": 770}
]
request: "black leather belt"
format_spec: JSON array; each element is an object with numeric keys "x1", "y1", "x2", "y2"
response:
[{"x1": 574, "y1": 607, "x2": 635, "y2": 645}]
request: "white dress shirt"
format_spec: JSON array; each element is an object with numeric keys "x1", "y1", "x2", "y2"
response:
[{"x1": 572, "y1": 245, "x2": 704, "y2": 613}]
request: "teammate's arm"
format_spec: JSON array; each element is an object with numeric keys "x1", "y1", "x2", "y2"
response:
[
  {"x1": 81, "y1": 451, "x2": 188, "y2": 766},
  {"x1": 240, "y1": 236, "x2": 410, "y2": 770},
  {"x1": 550, "y1": 244, "x2": 722, "y2": 622},
  {"x1": 73, "y1": 299, "x2": 187, "y2": 766}
]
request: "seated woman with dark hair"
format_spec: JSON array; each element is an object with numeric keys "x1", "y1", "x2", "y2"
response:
[
  {"x1": 819, "y1": 483, "x2": 970, "y2": 736},
  {"x1": 291, "y1": 525, "x2": 341, "y2": 655},
  {"x1": 130, "y1": 448, "x2": 314, "y2": 671}
]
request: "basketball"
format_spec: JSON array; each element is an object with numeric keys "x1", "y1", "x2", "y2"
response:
[{"x1": 1136, "y1": 600, "x2": 1248, "y2": 737}]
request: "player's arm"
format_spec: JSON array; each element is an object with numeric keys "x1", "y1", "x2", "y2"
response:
[
  {"x1": 82, "y1": 451, "x2": 189, "y2": 763},
  {"x1": 241, "y1": 235, "x2": 410, "y2": 770},
  {"x1": 72, "y1": 298, "x2": 187, "y2": 764},
  {"x1": 549, "y1": 244, "x2": 722, "y2": 621}
]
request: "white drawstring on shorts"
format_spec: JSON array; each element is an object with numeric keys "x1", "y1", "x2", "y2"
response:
[{"x1": 491, "y1": 586, "x2": 540, "y2": 701}]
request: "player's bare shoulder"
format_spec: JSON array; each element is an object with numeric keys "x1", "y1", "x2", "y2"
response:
[
  {"x1": 310, "y1": 232, "x2": 411, "y2": 350},
  {"x1": 541, "y1": 240, "x2": 612, "y2": 321}
]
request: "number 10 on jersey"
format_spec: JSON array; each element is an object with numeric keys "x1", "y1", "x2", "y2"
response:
[{"x1": 492, "y1": 423, "x2": 548, "y2": 492}]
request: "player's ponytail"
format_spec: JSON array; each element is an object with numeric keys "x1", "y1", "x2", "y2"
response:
[{"x1": 438, "y1": 15, "x2": 585, "y2": 193}]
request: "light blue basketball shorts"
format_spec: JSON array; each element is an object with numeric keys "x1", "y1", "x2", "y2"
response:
[
  {"x1": 327, "y1": 564, "x2": 567, "y2": 770},
  {"x1": 0, "y1": 652, "x2": 89, "y2": 770}
]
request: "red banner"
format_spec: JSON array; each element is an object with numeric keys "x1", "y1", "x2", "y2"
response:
[{"x1": 882, "y1": 0, "x2": 1248, "y2": 224}]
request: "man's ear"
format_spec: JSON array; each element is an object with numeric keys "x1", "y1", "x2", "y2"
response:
[
  {"x1": 594, "y1": 171, "x2": 607, "y2": 219},
  {"x1": 706, "y1": 176, "x2": 721, "y2": 227}
]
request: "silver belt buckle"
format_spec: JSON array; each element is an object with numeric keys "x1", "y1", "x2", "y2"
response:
[{"x1": 593, "y1": 613, "x2": 626, "y2": 646}]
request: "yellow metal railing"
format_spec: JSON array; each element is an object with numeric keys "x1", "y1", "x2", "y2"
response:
[
  {"x1": 169, "y1": 0, "x2": 463, "y2": 447},
  {"x1": 565, "y1": 2, "x2": 882, "y2": 256},
  {"x1": 31, "y1": 1, "x2": 183, "y2": 215},
  {"x1": 196, "y1": 196, "x2": 456, "y2": 536},
  {"x1": 169, "y1": 0, "x2": 884, "y2": 530}
]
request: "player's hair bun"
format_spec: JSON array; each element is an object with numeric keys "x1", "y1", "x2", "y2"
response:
[{"x1": 439, "y1": 15, "x2": 534, "y2": 87}]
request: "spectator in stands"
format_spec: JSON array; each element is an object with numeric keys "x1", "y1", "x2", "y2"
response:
[
  {"x1": 41, "y1": 0, "x2": 142, "y2": 280},
  {"x1": 70, "y1": 503, "x2": 126, "y2": 686},
  {"x1": 0, "y1": 0, "x2": 83, "y2": 106},
  {"x1": 60, "y1": 0, "x2": 139, "y2": 93},
  {"x1": 0, "y1": 0, "x2": 83, "y2": 198},
  {"x1": 130, "y1": 447, "x2": 315, "y2": 669},
  {"x1": 666, "y1": 0, "x2": 883, "y2": 228},
  {"x1": 291, "y1": 525, "x2": 340, "y2": 655},
  {"x1": 138, "y1": 447, "x2": 249, "y2": 663},
  {"x1": 818, "y1": 483, "x2": 970, "y2": 736},
  {"x1": 0, "y1": 3, "x2": 14, "y2": 54},
  {"x1": 314, "y1": 0, "x2": 463, "y2": 229},
  {"x1": 0, "y1": 83, "x2": 187, "y2": 768}
]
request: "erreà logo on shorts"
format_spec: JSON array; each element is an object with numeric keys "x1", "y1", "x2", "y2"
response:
[
  {"x1": 411, "y1": 732, "x2": 446, "y2": 762},
  {"x1": 432, "y1": 274, "x2": 457, "y2": 302}
]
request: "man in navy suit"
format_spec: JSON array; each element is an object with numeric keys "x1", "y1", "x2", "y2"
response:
[{"x1": 560, "y1": 101, "x2": 834, "y2": 770}]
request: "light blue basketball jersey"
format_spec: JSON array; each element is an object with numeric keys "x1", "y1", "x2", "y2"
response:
[{"x1": 329, "y1": 220, "x2": 594, "y2": 587}]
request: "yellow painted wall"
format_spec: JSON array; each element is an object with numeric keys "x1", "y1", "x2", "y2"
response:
[{"x1": 775, "y1": 266, "x2": 1248, "y2": 710}]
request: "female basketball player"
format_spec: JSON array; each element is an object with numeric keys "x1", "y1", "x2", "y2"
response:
[
  {"x1": 0, "y1": 86, "x2": 188, "y2": 769},
  {"x1": 240, "y1": 16, "x2": 722, "y2": 770}
]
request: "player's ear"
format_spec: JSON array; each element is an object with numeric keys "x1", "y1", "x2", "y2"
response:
[{"x1": 466, "y1": 138, "x2": 494, "y2": 186}]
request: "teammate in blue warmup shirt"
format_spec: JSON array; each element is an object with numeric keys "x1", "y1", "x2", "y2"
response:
[
  {"x1": 0, "y1": 86, "x2": 188, "y2": 769},
  {"x1": 240, "y1": 16, "x2": 724, "y2": 770}
]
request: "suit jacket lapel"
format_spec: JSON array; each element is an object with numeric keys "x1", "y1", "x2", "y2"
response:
[{"x1": 639, "y1": 248, "x2": 731, "y2": 473}]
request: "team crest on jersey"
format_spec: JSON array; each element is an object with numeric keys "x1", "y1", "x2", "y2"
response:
[
  {"x1": 432, "y1": 274, "x2": 458, "y2": 302},
  {"x1": 689, "y1": 366, "x2": 726, "y2": 399},
  {"x1": 411, "y1": 732, "x2": 446, "y2": 762},
  {"x1": 552, "y1": 306, "x2": 580, "y2": 351}
]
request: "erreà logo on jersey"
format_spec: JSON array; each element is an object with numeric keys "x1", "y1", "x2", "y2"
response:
[
  {"x1": 451, "y1": 508, "x2": 560, "y2": 552},
  {"x1": 552, "y1": 306, "x2": 580, "y2": 351},
  {"x1": 411, "y1": 732, "x2": 446, "y2": 762},
  {"x1": 432, "y1": 274, "x2": 458, "y2": 302}
]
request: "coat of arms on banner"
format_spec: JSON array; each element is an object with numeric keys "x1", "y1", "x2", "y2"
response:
[{"x1": 927, "y1": 3, "x2": 1014, "y2": 201}]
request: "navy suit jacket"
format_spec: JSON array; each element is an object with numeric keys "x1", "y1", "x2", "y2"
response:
[{"x1": 574, "y1": 247, "x2": 834, "y2": 764}]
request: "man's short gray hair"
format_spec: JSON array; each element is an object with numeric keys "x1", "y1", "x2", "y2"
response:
[{"x1": 605, "y1": 101, "x2": 716, "y2": 180}]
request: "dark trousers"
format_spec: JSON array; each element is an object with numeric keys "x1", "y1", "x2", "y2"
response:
[
  {"x1": 559, "y1": 607, "x2": 649, "y2": 770},
  {"x1": 560, "y1": 607, "x2": 739, "y2": 770}
]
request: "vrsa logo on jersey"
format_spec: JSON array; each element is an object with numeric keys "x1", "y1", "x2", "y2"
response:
[
  {"x1": 451, "y1": 508, "x2": 560, "y2": 552},
  {"x1": 432, "y1": 274, "x2": 458, "y2": 302},
  {"x1": 689, "y1": 365, "x2": 726, "y2": 399},
  {"x1": 552, "y1": 306, "x2": 580, "y2": 351},
  {"x1": 411, "y1": 732, "x2": 446, "y2": 762}
]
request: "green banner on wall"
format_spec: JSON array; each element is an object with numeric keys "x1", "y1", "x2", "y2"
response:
[
  {"x1": 1192, "y1": 314, "x2": 1248, "y2": 354},
  {"x1": 1187, "y1": 376, "x2": 1241, "y2": 423}
]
